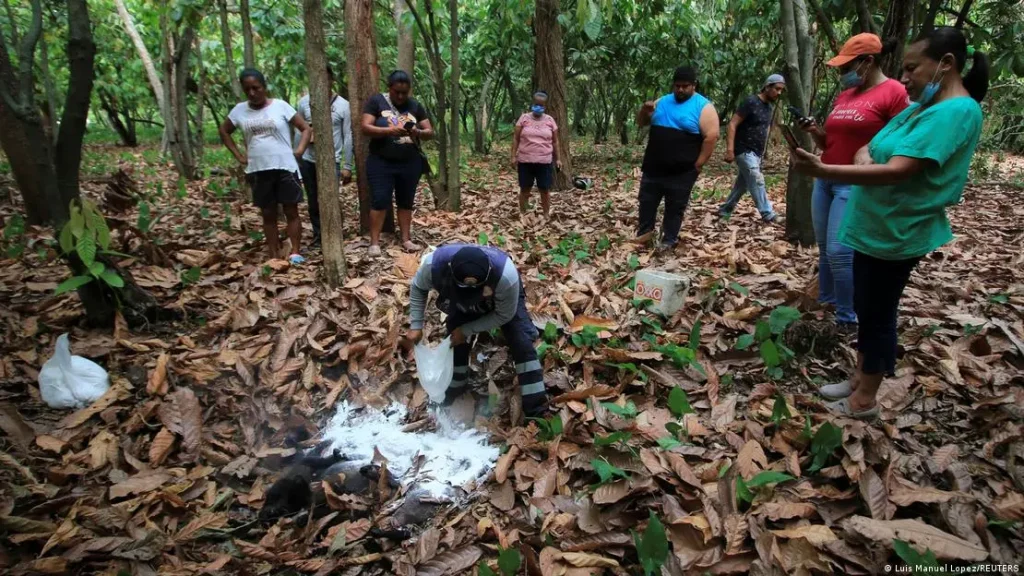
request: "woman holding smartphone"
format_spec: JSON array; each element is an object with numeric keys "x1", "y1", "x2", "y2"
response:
[
  {"x1": 793, "y1": 27, "x2": 988, "y2": 419},
  {"x1": 361, "y1": 70, "x2": 434, "y2": 256},
  {"x1": 801, "y1": 34, "x2": 909, "y2": 328}
]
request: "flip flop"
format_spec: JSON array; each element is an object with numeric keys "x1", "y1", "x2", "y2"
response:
[
  {"x1": 825, "y1": 398, "x2": 879, "y2": 421},
  {"x1": 402, "y1": 240, "x2": 420, "y2": 252},
  {"x1": 818, "y1": 380, "x2": 852, "y2": 400},
  {"x1": 367, "y1": 245, "x2": 382, "y2": 257}
]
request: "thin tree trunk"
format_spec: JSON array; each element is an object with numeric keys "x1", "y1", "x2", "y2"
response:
[
  {"x1": 394, "y1": 0, "x2": 415, "y2": 75},
  {"x1": 344, "y1": 0, "x2": 382, "y2": 234},
  {"x1": 99, "y1": 90, "x2": 138, "y2": 146},
  {"x1": 780, "y1": 0, "x2": 815, "y2": 246},
  {"x1": 38, "y1": 32, "x2": 59, "y2": 145},
  {"x1": 533, "y1": 0, "x2": 571, "y2": 189},
  {"x1": 855, "y1": 0, "x2": 876, "y2": 34},
  {"x1": 921, "y1": 0, "x2": 943, "y2": 36},
  {"x1": 473, "y1": 74, "x2": 493, "y2": 154},
  {"x1": 955, "y1": 0, "x2": 975, "y2": 29},
  {"x1": 219, "y1": 0, "x2": 243, "y2": 99},
  {"x1": 0, "y1": 28, "x2": 48, "y2": 223},
  {"x1": 193, "y1": 35, "x2": 205, "y2": 164},
  {"x1": 303, "y1": 0, "x2": 346, "y2": 285},
  {"x1": 173, "y1": 28, "x2": 197, "y2": 179},
  {"x1": 806, "y1": 0, "x2": 838, "y2": 54},
  {"x1": 240, "y1": 0, "x2": 255, "y2": 68},
  {"x1": 406, "y1": 0, "x2": 449, "y2": 208},
  {"x1": 113, "y1": 0, "x2": 170, "y2": 150},
  {"x1": 881, "y1": 0, "x2": 913, "y2": 78},
  {"x1": 446, "y1": 0, "x2": 460, "y2": 211}
]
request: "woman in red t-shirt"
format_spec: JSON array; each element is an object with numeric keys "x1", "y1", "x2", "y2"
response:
[{"x1": 801, "y1": 34, "x2": 909, "y2": 328}]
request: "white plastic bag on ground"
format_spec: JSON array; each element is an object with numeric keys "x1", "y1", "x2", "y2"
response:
[
  {"x1": 414, "y1": 337, "x2": 454, "y2": 403},
  {"x1": 38, "y1": 334, "x2": 110, "y2": 409}
]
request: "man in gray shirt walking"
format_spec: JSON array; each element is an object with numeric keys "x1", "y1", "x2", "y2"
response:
[{"x1": 296, "y1": 66, "x2": 354, "y2": 247}]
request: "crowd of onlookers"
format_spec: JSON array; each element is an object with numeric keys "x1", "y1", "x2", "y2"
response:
[{"x1": 217, "y1": 26, "x2": 988, "y2": 421}]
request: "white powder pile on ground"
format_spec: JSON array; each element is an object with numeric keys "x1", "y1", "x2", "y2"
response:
[{"x1": 321, "y1": 402, "x2": 499, "y2": 498}]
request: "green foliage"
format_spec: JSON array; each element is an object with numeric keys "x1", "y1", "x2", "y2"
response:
[
  {"x1": 736, "y1": 471, "x2": 794, "y2": 505},
  {"x1": 656, "y1": 436, "x2": 682, "y2": 450},
  {"x1": 496, "y1": 547, "x2": 522, "y2": 576},
  {"x1": 668, "y1": 387, "x2": 693, "y2": 417},
  {"x1": 591, "y1": 458, "x2": 629, "y2": 486},
  {"x1": 600, "y1": 400, "x2": 638, "y2": 419},
  {"x1": 180, "y1": 266, "x2": 201, "y2": 286},
  {"x1": 632, "y1": 511, "x2": 668, "y2": 576},
  {"x1": 594, "y1": 431, "x2": 632, "y2": 450},
  {"x1": 2, "y1": 214, "x2": 25, "y2": 258},
  {"x1": 543, "y1": 322, "x2": 559, "y2": 343},
  {"x1": 653, "y1": 342, "x2": 705, "y2": 375},
  {"x1": 627, "y1": 254, "x2": 640, "y2": 270},
  {"x1": 809, "y1": 422, "x2": 843, "y2": 472},
  {"x1": 571, "y1": 325, "x2": 603, "y2": 348},
  {"x1": 687, "y1": 319, "x2": 702, "y2": 350},
  {"x1": 733, "y1": 306, "x2": 800, "y2": 378},
  {"x1": 56, "y1": 200, "x2": 122, "y2": 295},
  {"x1": 728, "y1": 281, "x2": 749, "y2": 296},
  {"x1": 771, "y1": 393, "x2": 792, "y2": 425},
  {"x1": 595, "y1": 234, "x2": 612, "y2": 253},
  {"x1": 768, "y1": 306, "x2": 801, "y2": 334},
  {"x1": 892, "y1": 539, "x2": 939, "y2": 574},
  {"x1": 528, "y1": 415, "x2": 563, "y2": 442},
  {"x1": 478, "y1": 231, "x2": 489, "y2": 245}
]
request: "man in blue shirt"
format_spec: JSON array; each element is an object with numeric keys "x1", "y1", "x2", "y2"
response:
[
  {"x1": 720, "y1": 74, "x2": 785, "y2": 222},
  {"x1": 403, "y1": 245, "x2": 547, "y2": 418},
  {"x1": 636, "y1": 66, "x2": 720, "y2": 250}
]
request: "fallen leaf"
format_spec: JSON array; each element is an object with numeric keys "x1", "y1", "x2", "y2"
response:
[
  {"x1": 843, "y1": 515, "x2": 987, "y2": 561},
  {"x1": 147, "y1": 353, "x2": 170, "y2": 395},
  {"x1": 770, "y1": 524, "x2": 838, "y2": 546}
]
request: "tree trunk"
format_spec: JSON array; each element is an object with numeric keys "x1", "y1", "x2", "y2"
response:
[
  {"x1": 3, "y1": 0, "x2": 18, "y2": 47},
  {"x1": 394, "y1": 0, "x2": 415, "y2": 75},
  {"x1": 0, "y1": 34, "x2": 48, "y2": 223},
  {"x1": 54, "y1": 0, "x2": 94, "y2": 214},
  {"x1": 855, "y1": 0, "x2": 876, "y2": 34},
  {"x1": 303, "y1": 0, "x2": 347, "y2": 285},
  {"x1": 473, "y1": 74, "x2": 493, "y2": 154},
  {"x1": 240, "y1": 0, "x2": 255, "y2": 68},
  {"x1": 219, "y1": 0, "x2": 243, "y2": 99},
  {"x1": 533, "y1": 0, "x2": 571, "y2": 189},
  {"x1": 344, "y1": 0, "x2": 382, "y2": 234},
  {"x1": 881, "y1": 0, "x2": 913, "y2": 78},
  {"x1": 113, "y1": 0, "x2": 170, "y2": 151},
  {"x1": 193, "y1": 35, "x2": 205, "y2": 164},
  {"x1": 806, "y1": 0, "x2": 839, "y2": 54},
  {"x1": 161, "y1": 13, "x2": 197, "y2": 181},
  {"x1": 780, "y1": 0, "x2": 815, "y2": 246},
  {"x1": 446, "y1": 0, "x2": 460, "y2": 211},
  {"x1": 38, "y1": 32, "x2": 59, "y2": 144},
  {"x1": 99, "y1": 90, "x2": 138, "y2": 146},
  {"x1": 921, "y1": 0, "x2": 944, "y2": 35}
]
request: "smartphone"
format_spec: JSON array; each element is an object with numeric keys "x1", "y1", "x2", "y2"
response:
[
  {"x1": 787, "y1": 105, "x2": 813, "y2": 126},
  {"x1": 781, "y1": 125, "x2": 800, "y2": 150},
  {"x1": 403, "y1": 120, "x2": 416, "y2": 131}
]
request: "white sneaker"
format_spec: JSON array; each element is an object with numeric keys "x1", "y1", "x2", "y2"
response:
[{"x1": 818, "y1": 380, "x2": 852, "y2": 400}]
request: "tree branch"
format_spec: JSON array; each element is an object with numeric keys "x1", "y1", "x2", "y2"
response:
[
  {"x1": 855, "y1": 0, "x2": 877, "y2": 34},
  {"x1": 15, "y1": 0, "x2": 42, "y2": 108},
  {"x1": 955, "y1": 0, "x2": 975, "y2": 29},
  {"x1": 3, "y1": 0, "x2": 19, "y2": 47},
  {"x1": 805, "y1": 0, "x2": 838, "y2": 53}
]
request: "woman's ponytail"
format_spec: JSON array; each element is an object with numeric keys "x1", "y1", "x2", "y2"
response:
[{"x1": 963, "y1": 49, "x2": 990, "y2": 102}]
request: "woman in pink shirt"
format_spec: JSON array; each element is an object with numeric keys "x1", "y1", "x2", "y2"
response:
[
  {"x1": 801, "y1": 34, "x2": 909, "y2": 327},
  {"x1": 511, "y1": 91, "x2": 562, "y2": 218}
]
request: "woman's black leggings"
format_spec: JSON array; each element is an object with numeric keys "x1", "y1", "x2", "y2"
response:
[{"x1": 853, "y1": 251, "x2": 921, "y2": 375}]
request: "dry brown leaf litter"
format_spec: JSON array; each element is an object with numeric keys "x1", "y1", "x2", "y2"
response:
[{"x1": 0, "y1": 144, "x2": 1022, "y2": 575}]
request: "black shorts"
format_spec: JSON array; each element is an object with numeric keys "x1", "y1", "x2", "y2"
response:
[
  {"x1": 517, "y1": 162, "x2": 554, "y2": 190},
  {"x1": 246, "y1": 169, "x2": 304, "y2": 209},
  {"x1": 367, "y1": 153, "x2": 422, "y2": 211}
]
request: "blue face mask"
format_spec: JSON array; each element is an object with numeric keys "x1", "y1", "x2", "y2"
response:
[
  {"x1": 531, "y1": 104, "x2": 545, "y2": 116},
  {"x1": 839, "y1": 62, "x2": 865, "y2": 89},
  {"x1": 916, "y1": 66, "x2": 946, "y2": 106}
]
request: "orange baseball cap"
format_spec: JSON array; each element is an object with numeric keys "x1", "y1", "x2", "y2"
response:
[{"x1": 827, "y1": 33, "x2": 883, "y2": 67}]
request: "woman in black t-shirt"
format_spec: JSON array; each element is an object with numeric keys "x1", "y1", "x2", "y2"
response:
[{"x1": 360, "y1": 70, "x2": 434, "y2": 256}]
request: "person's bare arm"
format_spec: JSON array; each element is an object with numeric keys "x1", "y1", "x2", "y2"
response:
[
  {"x1": 551, "y1": 128, "x2": 561, "y2": 169},
  {"x1": 724, "y1": 113, "x2": 743, "y2": 162},
  {"x1": 696, "y1": 104, "x2": 720, "y2": 171},
  {"x1": 793, "y1": 149, "x2": 928, "y2": 185},
  {"x1": 511, "y1": 124, "x2": 523, "y2": 166},
  {"x1": 637, "y1": 100, "x2": 657, "y2": 126},
  {"x1": 290, "y1": 114, "x2": 312, "y2": 156},
  {"x1": 412, "y1": 118, "x2": 434, "y2": 141},
  {"x1": 218, "y1": 119, "x2": 246, "y2": 166}
]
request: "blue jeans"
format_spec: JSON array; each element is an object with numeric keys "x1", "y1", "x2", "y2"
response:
[
  {"x1": 720, "y1": 152, "x2": 776, "y2": 220},
  {"x1": 812, "y1": 179, "x2": 856, "y2": 324}
]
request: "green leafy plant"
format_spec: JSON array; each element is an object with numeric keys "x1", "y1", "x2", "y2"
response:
[
  {"x1": 628, "y1": 253, "x2": 640, "y2": 270},
  {"x1": 571, "y1": 325, "x2": 603, "y2": 348},
  {"x1": 668, "y1": 387, "x2": 694, "y2": 417},
  {"x1": 55, "y1": 200, "x2": 124, "y2": 295},
  {"x1": 654, "y1": 343, "x2": 705, "y2": 375},
  {"x1": 479, "y1": 546, "x2": 523, "y2": 576},
  {"x1": 892, "y1": 539, "x2": 939, "y2": 574},
  {"x1": 478, "y1": 231, "x2": 489, "y2": 245},
  {"x1": 687, "y1": 319, "x2": 702, "y2": 350},
  {"x1": 528, "y1": 415, "x2": 563, "y2": 442},
  {"x1": 656, "y1": 436, "x2": 682, "y2": 450},
  {"x1": 734, "y1": 306, "x2": 800, "y2": 378},
  {"x1": 771, "y1": 392, "x2": 792, "y2": 426},
  {"x1": 591, "y1": 458, "x2": 630, "y2": 486},
  {"x1": 632, "y1": 511, "x2": 668, "y2": 576},
  {"x1": 137, "y1": 201, "x2": 153, "y2": 233},
  {"x1": 728, "y1": 281, "x2": 749, "y2": 296},
  {"x1": 543, "y1": 322, "x2": 559, "y2": 343},
  {"x1": 594, "y1": 431, "x2": 632, "y2": 451},
  {"x1": 808, "y1": 421, "x2": 843, "y2": 472},
  {"x1": 180, "y1": 266, "x2": 201, "y2": 286},
  {"x1": 988, "y1": 293, "x2": 1009, "y2": 304},
  {"x1": 735, "y1": 471, "x2": 794, "y2": 505},
  {"x1": 595, "y1": 234, "x2": 611, "y2": 253},
  {"x1": 600, "y1": 400, "x2": 638, "y2": 420},
  {"x1": 2, "y1": 213, "x2": 25, "y2": 258}
]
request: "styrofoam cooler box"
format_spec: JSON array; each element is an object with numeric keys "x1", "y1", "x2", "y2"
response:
[{"x1": 634, "y1": 269, "x2": 690, "y2": 316}]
